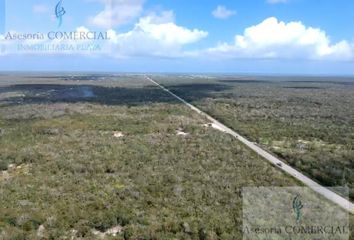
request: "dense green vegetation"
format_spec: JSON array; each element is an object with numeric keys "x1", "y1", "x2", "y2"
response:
[
  {"x1": 0, "y1": 75, "x2": 304, "y2": 239},
  {"x1": 154, "y1": 75, "x2": 354, "y2": 200}
]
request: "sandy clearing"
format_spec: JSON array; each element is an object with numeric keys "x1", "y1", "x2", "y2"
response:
[{"x1": 92, "y1": 225, "x2": 123, "y2": 238}]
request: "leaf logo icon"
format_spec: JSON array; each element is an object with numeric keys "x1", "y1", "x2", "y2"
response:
[
  {"x1": 292, "y1": 195, "x2": 304, "y2": 223},
  {"x1": 55, "y1": 0, "x2": 66, "y2": 27}
]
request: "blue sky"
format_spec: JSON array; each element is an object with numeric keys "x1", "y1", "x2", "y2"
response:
[{"x1": 0, "y1": 0, "x2": 354, "y2": 74}]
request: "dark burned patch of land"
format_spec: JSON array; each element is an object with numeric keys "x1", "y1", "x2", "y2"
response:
[
  {"x1": 0, "y1": 84, "x2": 178, "y2": 107},
  {"x1": 218, "y1": 79, "x2": 270, "y2": 84},
  {"x1": 283, "y1": 86, "x2": 323, "y2": 89},
  {"x1": 284, "y1": 80, "x2": 354, "y2": 86}
]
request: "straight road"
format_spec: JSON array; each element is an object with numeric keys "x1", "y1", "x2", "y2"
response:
[{"x1": 146, "y1": 75, "x2": 354, "y2": 214}]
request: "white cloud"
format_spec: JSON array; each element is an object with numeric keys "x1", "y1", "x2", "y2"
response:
[
  {"x1": 32, "y1": 4, "x2": 49, "y2": 14},
  {"x1": 208, "y1": 17, "x2": 353, "y2": 60},
  {"x1": 267, "y1": 0, "x2": 288, "y2": 4},
  {"x1": 212, "y1": 6, "x2": 236, "y2": 19},
  {"x1": 2, "y1": 13, "x2": 353, "y2": 62},
  {"x1": 108, "y1": 11, "x2": 208, "y2": 57},
  {"x1": 89, "y1": 0, "x2": 144, "y2": 29}
]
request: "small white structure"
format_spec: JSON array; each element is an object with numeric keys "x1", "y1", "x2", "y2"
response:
[
  {"x1": 176, "y1": 130, "x2": 189, "y2": 136},
  {"x1": 113, "y1": 131, "x2": 124, "y2": 138}
]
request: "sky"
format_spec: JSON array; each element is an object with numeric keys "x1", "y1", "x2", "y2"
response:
[{"x1": 0, "y1": 0, "x2": 354, "y2": 74}]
